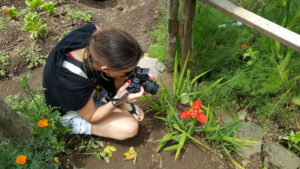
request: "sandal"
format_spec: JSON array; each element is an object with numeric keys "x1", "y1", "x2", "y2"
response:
[{"x1": 128, "y1": 103, "x2": 144, "y2": 121}]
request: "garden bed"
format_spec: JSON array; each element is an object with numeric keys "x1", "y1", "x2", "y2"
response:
[
  {"x1": 0, "y1": 0, "x2": 237, "y2": 168},
  {"x1": 1, "y1": 0, "x2": 298, "y2": 169}
]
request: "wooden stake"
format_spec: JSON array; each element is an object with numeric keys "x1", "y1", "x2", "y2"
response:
[
  {"x1": 166, "y1": 0, "x2": 179, "y2": 72},
  {"x1": 180, "y1": 0, "x2": 196, "y2": 68}
]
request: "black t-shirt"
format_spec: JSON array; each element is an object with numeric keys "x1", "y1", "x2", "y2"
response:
[{"x1": 43, "y1": 24, "x2": 114, "y2": 115}]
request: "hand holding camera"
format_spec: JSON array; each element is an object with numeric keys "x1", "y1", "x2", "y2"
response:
[
  {"x1": 112, "y1": 67, "x2": 159, "y2": 107},
  {"x1": 126, "y1": 67, "x2": 159, "y2": 95}
]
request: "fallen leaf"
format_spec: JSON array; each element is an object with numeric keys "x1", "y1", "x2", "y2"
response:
[
  {"x1": 123, "y1": 146, "x2": 138, "y2": 164},
  {"x1": 103, "y1": 145, "x2": 117, "y2": 157}
]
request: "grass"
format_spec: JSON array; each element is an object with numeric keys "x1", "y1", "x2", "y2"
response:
[
  {"x1": 0, "y1": 17, "x2": 6, "y2": 30},
  {"x1": 191, "y1": 1, "x2": 300, "y2": 124},
  {"x1": 146, "y1": 6, "x2": 167, "y2": 62}
]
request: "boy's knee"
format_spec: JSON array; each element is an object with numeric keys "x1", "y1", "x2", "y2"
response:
[{"x1": 118, "y1": 121, "x2": 138, "y2": 140}]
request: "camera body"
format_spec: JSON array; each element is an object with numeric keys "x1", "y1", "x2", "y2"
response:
[{"x1": 126, "y1": 66, "x2": 159, "y2": 95}]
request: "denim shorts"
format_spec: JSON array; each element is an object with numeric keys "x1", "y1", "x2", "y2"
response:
[
  {"x1": 60, "y1": 90, "x2": 108, "y2": 135},
  {"x1": 60, "y1": 111, "x2": 92, "y2": 134}
]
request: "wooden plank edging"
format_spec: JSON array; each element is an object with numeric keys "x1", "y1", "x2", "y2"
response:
[{"x1": 199, "y1": 0, "x2": 300, "y2": 52}]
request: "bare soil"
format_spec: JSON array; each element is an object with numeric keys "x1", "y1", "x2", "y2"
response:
[{"x1": 0, "y1": 0, "x2": 259, "y2": 169}]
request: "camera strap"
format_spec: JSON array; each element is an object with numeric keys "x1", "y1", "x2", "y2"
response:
[
  {"x1": 62, "y1": 59, "x2": 88, "y2": 79},
  {"x1": 62, "y1": 49, "x2": 103, "y2": 91},
  {"x1": 110, "y1": 88, "x2": 135, "y2": 107},
  {"x1": 82, "y1": 49, "x2": 97, "y2": 79}
]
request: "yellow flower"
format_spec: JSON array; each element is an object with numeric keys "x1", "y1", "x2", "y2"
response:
[
  {"x1": 123, "y1": 146, "x2": 137, "y2": 164},
  {"x1": 38, "y1": 119, "x2": 49, "y2": 127},
  {"x1": 54, "y1": 157, "x2": 59, "y2": 163},
  {"x1": 16, "y1": 155, "x2": 27, "y2": 165}
]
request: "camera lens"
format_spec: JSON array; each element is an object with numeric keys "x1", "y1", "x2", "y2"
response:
[{"x1": 143, "y1": 80, "x2": 159, "y2": 95}]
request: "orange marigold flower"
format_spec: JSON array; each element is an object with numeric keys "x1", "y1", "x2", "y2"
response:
[
  {"x1": 16, "y1": 155, "x2": 27, "y2": 165},
  {"x1": 180, "y1": 100, "x2": 207, "y2": 123},
  {"x1": 38, "y1": 119, "x2": 49, "y2": 127},
  {"x1": 240, "y1": 44, "x2": 249, "y2": 50},
  {"x1": 54, "y1": 157, "x2": 59, "y2": 163}
]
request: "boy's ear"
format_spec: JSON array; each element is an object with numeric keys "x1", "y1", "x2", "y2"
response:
[{"x1": 100, "y1": 66, "x2": 109, "y2": 72}]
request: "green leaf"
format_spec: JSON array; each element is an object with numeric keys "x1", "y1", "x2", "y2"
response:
[
  {"x1": 41, "y1": 2, "x2": 56, "y2": 15},
  {"x1": 223, "y1": 136, "x2": 259, "y2": 145},
  {"x1": 156, "y1": 133, "x2": 173, "y2": 152},
  {"x1": 175, "y1": 134, "x2": 187, "y2": 160},
  {"x1": 170, "y1": 135, "x2": 181, "y2": 142},
  {"x1": 294, "y1": 131, "x2": 300, "y2": 144},
  {"x1": 173, "y1": 124, "x2": 212, "y2": 151},
  {"x1": 222, "y1": 146, "x2": 245, "y2": 169},
  {"x1": 25, "y1": 0, "x2": 44, "y2": 10},
  {"x1": 292, "y1": 96, "x2": 300, "y2": 106},
  {"x1": 163, "y1": 144, "x2": 179, "y2": 151},
  {"x1": 191, "y1": 69, "x2": 211, "y2": 84}
]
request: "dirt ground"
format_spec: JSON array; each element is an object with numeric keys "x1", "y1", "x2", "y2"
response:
[{"x1": 0, "y1": 0, "x2": 258, "y2": 168}]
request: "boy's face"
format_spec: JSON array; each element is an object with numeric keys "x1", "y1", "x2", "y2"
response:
[
  {"x1": 108, "y1": 65, "x2": 137, "y2": 80},
  {"x1": 93, "y1": 64, "x2": 136, "y2": 80}
]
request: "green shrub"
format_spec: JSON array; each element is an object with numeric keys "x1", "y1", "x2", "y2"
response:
[{"x1": 2, "y1": 74, "x2": 70, "y2": 169}]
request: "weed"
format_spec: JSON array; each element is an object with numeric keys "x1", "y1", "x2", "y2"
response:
[
  {"x1": 15, "y1": 43, "x2": 46, "y2": 69},
  {"x1": 70, "y1": 135, "x2": 116, "y2": 163},
  {"x1": 66, "y1": 8, "x2": 92, "y2": 22},
  {"x1": 0, "y1": 17, "x2": 6, "y2": 30},
  {"x1": 0, "y1": 70, "x2": 5, "y2": 76},
  {"x1": 55, "y1": 29, "x2": 72, "y2": 41},
  {"x1": 280, "y1": 130, "x2": 300, "y2": 156},
  {"x1": 73, "y1": 136, "x2": 104, "y2": 152},
  {"x1": 0, "y1": 50, "x2": 9, "y2": 66},
  {"x1": 0, "y1": 50, "x2": 9, "y2": 77}
]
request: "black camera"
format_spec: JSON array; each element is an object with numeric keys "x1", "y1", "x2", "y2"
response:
[{"x1": 126, "y1": 67, "x2": 159, "y2": 95}]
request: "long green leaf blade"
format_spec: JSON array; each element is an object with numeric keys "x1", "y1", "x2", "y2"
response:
[{"x1": 175, "y1": 134, "x2": 187, "y2": 160}]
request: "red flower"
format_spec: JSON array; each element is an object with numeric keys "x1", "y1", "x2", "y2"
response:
[
  {"x1": 180, "y1": 100, "x2": 207, "y2": 123},
  {"x1": 240, "y1": 44, "x2": 249, "y2": 50}
]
